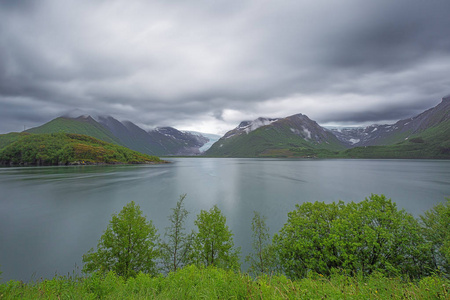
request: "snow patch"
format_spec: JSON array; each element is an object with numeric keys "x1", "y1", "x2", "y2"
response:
[
  {"x1": 302, "y1": 127, "x2": 311, "y2": 139},
  {"x1": 290, "y1": 128, "x2": 300, "y2": 135},
  {"x1": 349, "y1": 138, "x2": 360, "y2": 144},
  {"x1": 225, "y1": 133, "x2": 236, "y2": 139},
  {"x1": 244, "y1": 118, "x2": 278, "y2": 134},
  {"x1": 371, "y1": 127, "x2": 378, "y2": 132}
]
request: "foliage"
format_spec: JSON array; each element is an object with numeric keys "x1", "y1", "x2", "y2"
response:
[
  {"x1": 421, "y1": 198, "x2": 450, "y2": 274},
  {"x1": 2, "y1": 265, "x2": 449, "y2": 299},
  {"x1": 191, "y1": 205, "x2": 240, "y2": 270},
  {"x1": 0, "y1": 133, "x2": 162, "y2": 165},
  {"x1": 245, "y1": 211, "x2": 277, "y2": 276},
  {"x1": 3, "y1": 195, "x2": 450, "y2": 298},
  {"x1": 0, "y1": 132, "x2": 31, "y2": 150},
  {"x1": 273, "y1": 194, "x2": 434, "y2": 279},
  {"x1": 82, "y1": 201, "x2": 160, "y2": 279},
  {"x1": 160, "y1": 194, "x2": 193, "y2": 273}
]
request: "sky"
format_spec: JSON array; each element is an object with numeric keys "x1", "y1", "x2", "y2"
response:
[{"x1": 1, "y1": 0, "x2": 449, "y2": 135}]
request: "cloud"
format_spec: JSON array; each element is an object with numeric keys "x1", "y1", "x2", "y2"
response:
[{"x1": 0, "y1": 0, "x2": 449, "y2": 134}]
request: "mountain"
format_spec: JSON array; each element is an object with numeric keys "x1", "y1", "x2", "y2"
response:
[
  {"x1": 205, "y1": 114, "x2": 346, "y2": 157},
  {"x1": 26, "y1": 115, "x2": 213, "y2": 156},
  {"x1": 26, "y1": 116, "x2": 122, "y2": 145},
  {"x1": 148, "y1": 127, "x2": 209, "y2": 156},
  {"x1": 96, "y1": 116, "x2": 168, "y2": 155},
  {"x1": 339, "y1": 97, "x2": 450, "y2": 158},
  {"x1": 97, "y1": 116, "x2": 211, "y2": 155},
  {"x1": 19, "y1": 96, "x2": 450, "y2": 159},
  {"x1": 206, "y1": 96, "x2": 450, "y2": 158},
  {"x1": 0, "y1": 133, "x2": 163, "y2": 166},
  {"x1": 331, "y1": 96, "x2": 450, "y2": 147}
]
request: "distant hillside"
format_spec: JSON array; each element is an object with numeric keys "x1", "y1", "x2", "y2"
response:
[
  {"x1": 26, "y1": 115, "x2": 213, "y2": 156},
  {"x1": 331, "y1": 96, "x2": 450, "y2": 147},
  {"x1": 206, "y1": 114, "x2": 346, "y2": 157},
  {"x1": 97, "y1": 116, "x2": 210, "y2": 156},
  {"x1": 206, "y1": 96, "x2": 450, "y2": 159},
  {"x1": 96, "y1": 116, "x2": 166, "y2": 155},
  {"x1": 340, "y1": 117, "x2": 450, "y2": 159},
  {"x1": 26, "y1": 116, "x2": 122, "y2": 145},
  {"x1": 148, "y1": 127, "x2": 208, "y2": 156},
  {"x1": 0, "y1": 133, "x2": 163, "y2": 166}
]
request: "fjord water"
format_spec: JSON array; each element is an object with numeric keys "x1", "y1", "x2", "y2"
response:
[{"x1": 1, "y1": 158, "x2": 449, "y2": 282}]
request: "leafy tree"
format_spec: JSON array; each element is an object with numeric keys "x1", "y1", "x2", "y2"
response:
[
  {"x1": 273, "y1": 195, "x2": 433, "y2": 279},
  {"x1": 192, "y1": 205, "x2": 240, "y2": 270},
  {"x1": 333, "y1": 195, "x2": 432, "y2": 278},
  {"x1": 160, "y1": 194, "x2": 193, "y2": 273},
  {"x1": 82, "y1": 201, "x2": 160, "y2": 279},
  {"x1": 420, "y1": 198, "x2": 450, "y2": 274},
  {"x1": 273, "y1": 200, "x2": 340, "y2": 279},
  {"x1": 245, "y1": 211, "x2": 276, "y2": 276}
]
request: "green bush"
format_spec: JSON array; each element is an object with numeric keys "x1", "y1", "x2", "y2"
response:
[{"x1": 273, "y1": 194, "x2": 434, "y2": 279}]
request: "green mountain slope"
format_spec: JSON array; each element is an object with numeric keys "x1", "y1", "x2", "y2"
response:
[
  {"x1": 97, "y1": 117, "x2": 210, "y2": 156},
  {"x1": 97, "y1": 116, "x2": 166, "y2": 155},
  {"x1": 25, "y1": 115, "x2": 211, "y2": 156},
  {"x1": 341, "y1": 119, "x2": 450, "y2": 159},
  {"x1": 0, "y1": 133, "x2": 163, "y2": 166},
  {"x1": 206, "y1": 114, "x2": 346, "y2": 157},
  {"x1": 332, "y1": 97, "x2": 450, "y2": 147},
  {"x1": 207, "y1": 97, "x2": 450, "y2": 158},
  {"x1": 26, "y1": 116, "x2": 122, "y2": 146}
]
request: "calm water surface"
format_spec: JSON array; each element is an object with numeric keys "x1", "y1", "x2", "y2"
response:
[{"x1": 0, "y1": 158, "x2": 449, "y2": 282}]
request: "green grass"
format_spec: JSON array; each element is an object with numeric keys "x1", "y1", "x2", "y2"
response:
[
  {"x1": 0, "y1": 133, "x2": 163, "y2": 166},
  {"x1": 1, "y1": 265, "x2": 448, "y2": 299}
]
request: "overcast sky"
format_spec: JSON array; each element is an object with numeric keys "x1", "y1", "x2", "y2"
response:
[{"x1": 1, "y1": 0, "x2": 449, "y2": 135}]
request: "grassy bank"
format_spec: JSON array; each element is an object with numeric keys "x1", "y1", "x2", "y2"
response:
[{"x1": 1, "y1": 265, "x2": 449, "y2": 299}]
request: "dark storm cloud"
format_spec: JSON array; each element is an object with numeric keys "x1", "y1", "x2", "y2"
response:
[{"x1": 0, "y1": 0, "x2": 449, "y2": 134}]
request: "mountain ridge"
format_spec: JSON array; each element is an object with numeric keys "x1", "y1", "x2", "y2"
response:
[
  {"x1": 206, "y1": 96, "x2": 450, "y2": 158},
  {"x1": 206, "y1": 113, "x2": 346, "y2": 157},
  {"x1": 15, "y1": 95, "x2": 450, "y2": 159},
  {"x1": 25, "y1": 115, "x2": 214, "y2": 156},
  {"x1": 331, "y1": 97, "x2": 450, "y2": 147}
]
